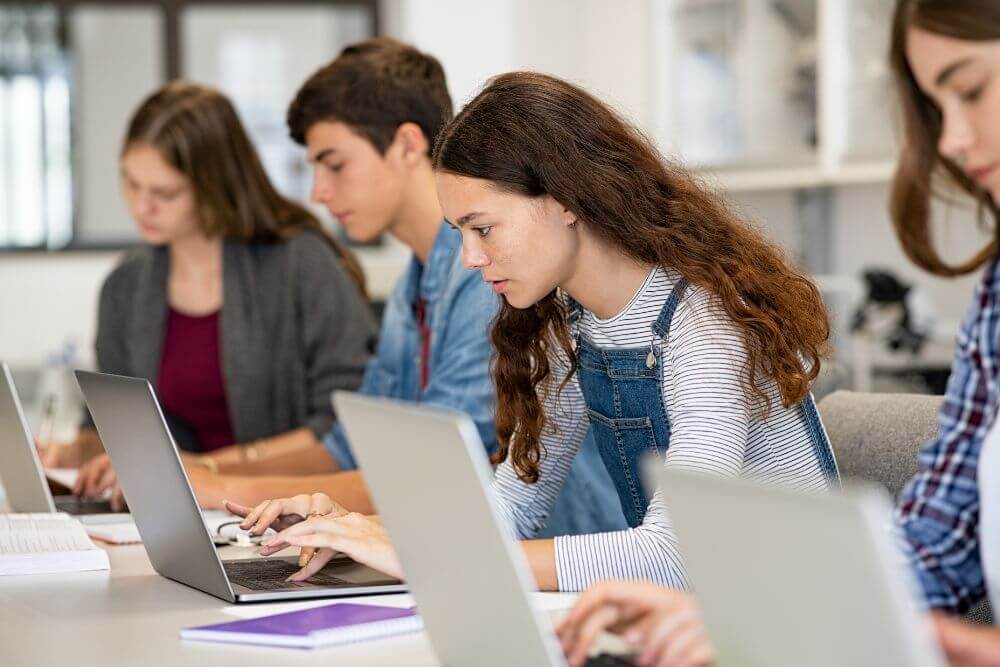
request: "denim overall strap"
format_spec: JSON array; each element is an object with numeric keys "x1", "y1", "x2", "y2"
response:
[
  {"x1": 799, "y1": 392, "x2": 841, "y2": 484},
  {"x1": 574, "y1": 277, "x2": 689, "y2": 528},
  {"x1": 651, "y1": 278, "x2": 690, "y2": 339}
]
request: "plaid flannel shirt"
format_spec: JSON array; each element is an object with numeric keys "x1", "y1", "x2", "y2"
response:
[{"x1": 895, "y1": 258, "x2": 1000, "y2": 613}]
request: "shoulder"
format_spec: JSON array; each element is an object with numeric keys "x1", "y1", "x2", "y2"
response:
[
  {"x1": 100, "y1": 246, "x2": 158, "y2": 299},
  {"x1": 278, "y1": 228, "x2": 358, "y2": 289},
  {"x1": 279, "y1": 227, "x2": 340, "y2": 267},
  {"x1": 668, "y1": 277, "x2": 745, "y2": 352},
  {"x1": 956, "y1": 257, "x2": 1000, "y2": 350}
]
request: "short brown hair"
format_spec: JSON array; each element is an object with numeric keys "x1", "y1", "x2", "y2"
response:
[
  {"x1": 287, "y1": 37, "x2": 453, "y2": 154},
  {"x1": 889, "y1": 0, "x2": 1000, "y2": 277}
]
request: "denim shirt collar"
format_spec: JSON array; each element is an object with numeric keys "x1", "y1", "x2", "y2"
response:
[{"x1": 401, "y1": 222, "x2": 460, "y2": 307}]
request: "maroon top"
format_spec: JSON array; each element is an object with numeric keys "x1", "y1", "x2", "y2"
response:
[{"x1": 158, "y1": 307, "x2": 235, "y2": 453}]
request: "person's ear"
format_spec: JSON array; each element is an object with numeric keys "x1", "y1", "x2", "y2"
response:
[
  {"x1": 565, "y1": 208, "x2": 578, "y2": 228},
  {"x1": 391, "y1": 122, "x2": 430, "y2": 167}
]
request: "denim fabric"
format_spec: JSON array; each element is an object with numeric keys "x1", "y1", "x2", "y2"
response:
[
  {"x1": 572, "y1": 278, "x2": 838, "y2": 528},
  {"x1": 324, "y1": 223, "x2": 625, "y2": 536},
  {"x1": 324, "y1": 224, "x2": 497, "y2": 466},
  {"x1": 572, "y1": 279, "x2": 689, "y2": 527}
]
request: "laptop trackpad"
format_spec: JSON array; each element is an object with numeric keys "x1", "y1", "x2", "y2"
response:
[{"x1": 329, "y1": 560, "x2": 400, "y2": 585}]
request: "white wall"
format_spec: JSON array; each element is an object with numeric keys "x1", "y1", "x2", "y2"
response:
[{"x1": 0, "y1": 252, "x2": 118, "y2": 368}]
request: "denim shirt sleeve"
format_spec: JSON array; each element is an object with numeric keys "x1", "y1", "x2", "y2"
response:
[
  {"x1": 323, "y1": 359, "x2": 389, "y2": 470},
  {"x1": 418, "y1": 269, "x2": 498, "y2": 453},
  {"x1": 894, "y1": 262, "x2": 999, "y2": 613},
  {"x1": 324, "y1": 248, "x2": 498, "y2": 470},
  {"x1": 323, "y1": 279, "x2": 410, "y2": 470}
]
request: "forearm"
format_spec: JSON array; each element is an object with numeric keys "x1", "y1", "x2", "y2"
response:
[
  {"x1": 522, "y1": 539, "x2": 558, "y2": 591},
  {"x1": 550, "y1": 511, "x2": 690, "y2": 592},
  {"x1": 206, "y1": 428, "x2": 325, "y2": 470},
  {"x1": 217, "y1": 444, "x2": 338, "y2": 476},
  {"x1": 214, "y1": 469, "x2": 376, "y2": 514}
]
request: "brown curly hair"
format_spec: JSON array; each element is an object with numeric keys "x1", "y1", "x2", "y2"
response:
[
  {"x1": 888, "y1": 0, "x2": 1000, "y2": 277},
  {"x1": 433, "y1": 72, "x2": 830, "y2": 483}
]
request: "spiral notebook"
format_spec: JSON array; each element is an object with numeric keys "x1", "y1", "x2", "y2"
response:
[{"x1": 180, "y1": 602, "x2": 422, "y2": 649}]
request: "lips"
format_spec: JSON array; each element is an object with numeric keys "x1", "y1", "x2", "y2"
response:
[
  {"x1": 968, "y1": 164, "x2": 997, "y2": 184},
  {"x1": 485, "y1": 278, "x2": 509, "y2": 294}
]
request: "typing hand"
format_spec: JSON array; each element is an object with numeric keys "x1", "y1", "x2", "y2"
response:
[
  {"x1": 259, "y1": 512, "x2": 403, "y2": 581},
  {"x1": 73, "y1": 453, "x2": 117, "y2": 499},
  {"x1": 557, "y1": 582, "x2": 714, "y2": 667},
  {"x1": 226, "y1": 493, "x2": 349, "y2": 536},
  {"x1": 226, "y1": 493, "x2": 351, "y2": 568}
]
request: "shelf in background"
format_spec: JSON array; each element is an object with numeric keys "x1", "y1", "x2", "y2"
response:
[{"x1": 693, "y1": 161, "x2": 897, "y2": 192}]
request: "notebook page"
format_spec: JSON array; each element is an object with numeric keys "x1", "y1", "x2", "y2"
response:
[
  {"x1": 0, "y1": 513, "x2": 109, "y2": 575},
  {"x1": 0, "y1": 513, "x2": 96, "y2": 554}
]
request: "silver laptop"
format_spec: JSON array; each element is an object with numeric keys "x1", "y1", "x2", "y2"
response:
[
  {"x1": 75, "y1": 370, "x2": 405, "y2": 603},
  {"x1": 0, "y1": 362, "x2": 113, "y2": 515},
  {"x1": 659, "y1": 470, "x2": 946, "y2": 667},
  {"x1": 334, "y1": 392, "x2": 578, "y2": 667}
]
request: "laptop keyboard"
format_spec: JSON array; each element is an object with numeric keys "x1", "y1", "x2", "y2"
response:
[
  {"x1": 223, "y1": 558, "x2": 352, "y2": 591},
  {"x1": 585, "y1": 654, "x2": 636, "y2": 667},
  {"x1": 54, "y1": 495, "x2": 115, "y2": 515}
]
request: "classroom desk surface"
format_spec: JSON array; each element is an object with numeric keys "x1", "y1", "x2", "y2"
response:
[{"x1": 0, "y1": 540, "x2": 580, "y2": 666}]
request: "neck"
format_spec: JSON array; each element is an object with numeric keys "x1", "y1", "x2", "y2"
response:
[
  {"x1": 386, "y1": 164, "x2": 443, "y2": 265},
  {"x1": 167, "y1": 232, "x2": 223, "y2": 279},
  {"x1": 561, "y1": 230, "x2": 654, "y2": 320}
]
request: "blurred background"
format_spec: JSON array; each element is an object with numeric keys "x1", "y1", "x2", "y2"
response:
[{"x1": 0, "y1": 0, "x2": 988, "y2": 437}]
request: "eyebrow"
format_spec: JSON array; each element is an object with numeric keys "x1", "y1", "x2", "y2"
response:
[
  {"x1": 935, "y1": 57, "x2": 976, "y2": 87},
  {"x1": 453, "y1": 212, "x2": 484, "y2": 228},
  {"x1": 311, "y1": 148, "x2": 338, "y2": 163}
]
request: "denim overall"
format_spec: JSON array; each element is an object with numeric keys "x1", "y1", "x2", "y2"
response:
[{"x1": 569, "y1": 277, "x2": 839, "y2": 528}]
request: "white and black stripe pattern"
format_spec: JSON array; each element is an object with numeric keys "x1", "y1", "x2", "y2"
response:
[{"x1": 492, "y1": 267, "x2": 831, "y2": 591}]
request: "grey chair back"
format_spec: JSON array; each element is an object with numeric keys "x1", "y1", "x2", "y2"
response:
[
  {"x1": 817, "y1": 391, "x2": 992, "y2": 624},
  {"x1": 818, "y1": 391, "x2": 941, "y2": 500}
]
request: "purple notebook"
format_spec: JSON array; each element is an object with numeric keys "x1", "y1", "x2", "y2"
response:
[{"x1": 180, "y1": 603, "x2": 422, "y2": 649}]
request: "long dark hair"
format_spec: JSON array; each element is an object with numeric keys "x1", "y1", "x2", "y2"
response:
[
  {"x1": 433, "y1": 72, "x2": 829, "y2": 483},
  {"x1": 889, "y1": 0, "x2": 1000, "y2": 277},
  {"x1": 124, "y1": 81, "x2": 367, "y2": 295}
]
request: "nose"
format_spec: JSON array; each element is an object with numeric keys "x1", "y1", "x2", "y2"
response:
[
  {"x1": 938, "y1": 103, "x2": 975, "y2": 164},
  {"x1": 135, "y1": 191, "x2": 156, "y2": 218},
  {"x1": 311, "y1": 166, "x2": 333, "y2": 204},
  {"x1": 461, "y1": 234, "x2": 490, "y2": 270}
]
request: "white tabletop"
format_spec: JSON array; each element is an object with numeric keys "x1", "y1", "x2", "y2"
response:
[{"x1": 0, "y1": 539, "x2": 580, "y2": 666}]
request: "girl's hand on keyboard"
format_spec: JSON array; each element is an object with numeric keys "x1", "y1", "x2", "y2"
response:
[
  {"x1": 260, "y1": 512, "x2": 403, "y2": 581},
  {"x1": 557, "y1": 582, "x2": 714, "y2": 667},
  {"x1": 226, "y1": 493, "x2": 349, "y2": 536}
]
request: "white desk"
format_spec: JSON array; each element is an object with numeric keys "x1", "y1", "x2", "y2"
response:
[{"x1": 0, "y1": 541, "x2": 579, "y2": 666}]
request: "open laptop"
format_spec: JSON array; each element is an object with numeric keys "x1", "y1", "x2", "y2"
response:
[
  {"x1": 0, "y1": 362, "x2": 113, "y2": 515},
  {"x1": 333, "y1": 391, "x2": 633, "y2": 667},
  {"x1": 658, "y1": 470, "x2": 946, "y2": 667},
  {"x1": 75, "y1": 370, "x2": 405, "y2": 603}
]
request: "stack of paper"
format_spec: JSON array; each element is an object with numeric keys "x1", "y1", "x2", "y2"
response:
[{"x1": 0, "y1": 513, "x2": 110, "y2": 575}]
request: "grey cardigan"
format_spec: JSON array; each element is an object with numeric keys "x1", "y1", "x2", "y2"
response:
[{"x1": 85, "y1": 229, "x2": 376, "y2": 447}]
